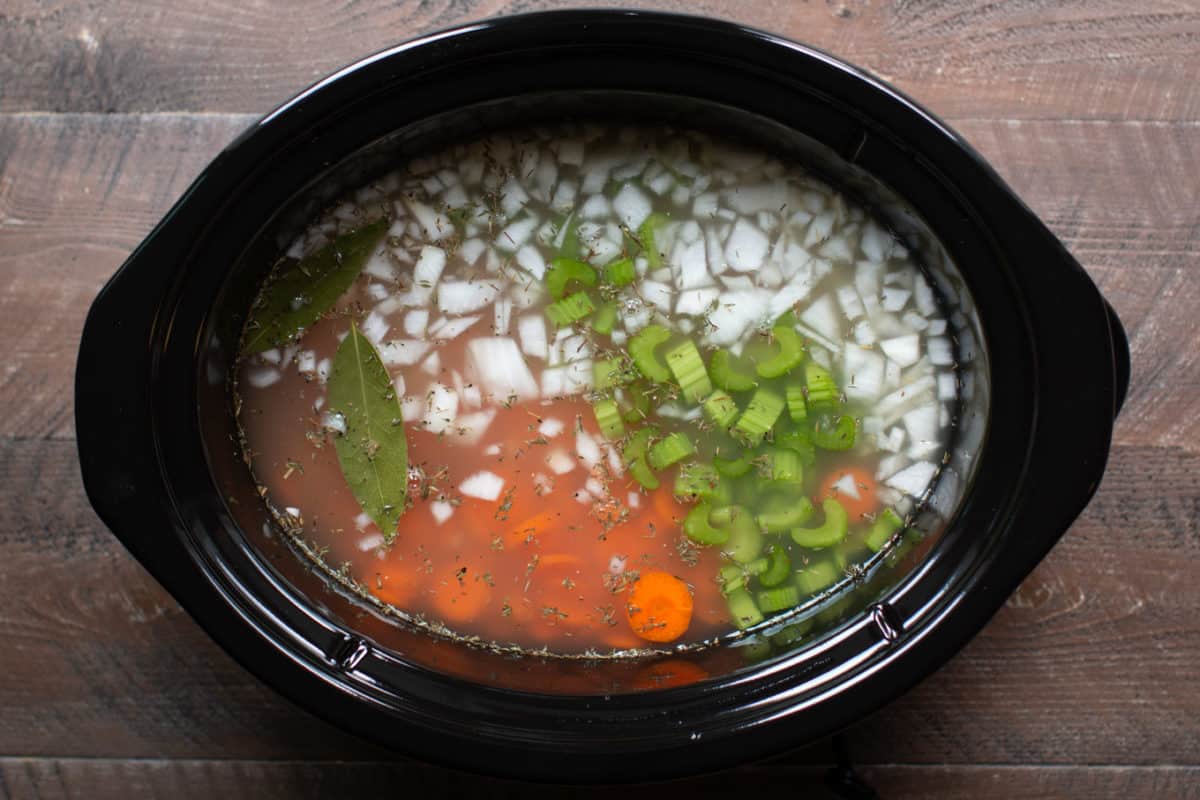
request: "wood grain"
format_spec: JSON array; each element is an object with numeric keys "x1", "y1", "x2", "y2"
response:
[
  {"x1": 2, "y1": 113, "x2": 1196, "y2": 444},
  {"x1": 2, "y1": 438, "x2": 1196, "y2": 764},
  {"x1": 1, "y1": 1, "x2": 1198, "y2": 120},
  {"x1": 2, "y1": 1, "x2": 1199, "y2": 789},
  {"x1": 1, "y1": 759, "x2": 1197, "y2": 800}
]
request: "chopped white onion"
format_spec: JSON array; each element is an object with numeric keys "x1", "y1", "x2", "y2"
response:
[
  {"x1": 437, "y1": 280, "x2": 500, "y2": 314},
  {"x1": 430, "y1": 500, "x2": 454, "y2": 525},
  {"x1": 538, "y1": 417, "x2": 565, "y2": 438},
  {"x1": 518, "y1": 314, "x2": 548, "y2": 360},
  {"x1": 379, "y1": 339, "x2": 430, "y2": 367},
  {"x1": 612, "y1": 184, "x2": 652, "y2": 230},
  {"x1": 546, "y1": 448, "x2": 576, "y2": 475},
  {"x1": 403, "y1": 309, "x2": 428, "y2": 337},
  {"x1": 465, "y1": 337, "x2": 539, "y2": 403},
  {"x1": 724, "y1": 218, "x2": 770, "y2": 271},
  {"x1": 885, "y1": 461, "x2": 938, "y2": 498},
  {"x1": 842, "y1": 344, "x2": 886, "y2": 402},
  {"x1": 460, "y1": 470, "x2": 505, "y2": 501},
  {"x1": 880, "y1": 335, "x2": 921, "y2": 367},
  {"x1": 429, "y1": 314, "x2": 481, "y2": 342},
  {"x1": 422, "y1": 383, "x2": 458, "y2": 434}
]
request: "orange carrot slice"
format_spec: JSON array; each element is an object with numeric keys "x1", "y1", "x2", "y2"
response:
[{"x1": 625, "y1": 570, "x2": 694, "y2": 643}]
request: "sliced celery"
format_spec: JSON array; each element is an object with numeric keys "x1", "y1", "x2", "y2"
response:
[
  {"x1": 755, "y1": 326, "x2": 805, "y2": 378},
  {"x1": 769, "y1": 448, "x2": 803, "y2": 483},
  {"x1": 804, "y1": 361, "x2": 840, "y2": 410},
  {"x1": 545, "y1": 257, "x2": 597, "y2": 298},
  {"x1": 665, "y1": 340, "x2": 712, "y2": 402},
  {"x1": 591, "y1": 301, "x2": 618, "y2": 335},
  {"x1": 674, "y1": 463, "x2": 722, "y2": 501},
  {"x1": 757, "y1": 585, "x2": 801, "y2": 613},
  {"x1": 720, "y1": 506, "x2": 763, "y2": 564},
  {"x1": 593, "y1": 357, "x2": 631, "y2": 390},
  {"x1": 774, "y1": 429, "x2": 816, "y2": 467},
  {"x1": 733, "y1": 387, "x2": 785, "y2": 445},
  {"x1": 759, "y1": 546, "x2": 792, "y2": 588},
  {"x1": 629, "y1": 458, "x2": 660, "y2": 490},
  {"x1": 603, "y1": 257, "x2": 636, "y2": 287},
  {"x1": 638, "y1": 212, "x2": 670, "y2": 268},
  {"x1": 714, "y1": 449, "x2": 755, "y2": 478},
  {"x1": 865, "y1": 507, "x2": 905, "y2": 552},
  {"x1": 702, "y1": 390, "x2": 739, "y2": 429},
  {"x1": 786, "y1": 383, "x2": 808, "y2": 423},
  {"x1": 796, "y1": 560, "x2": 840, "y2": 596},
  {"x1": 791, "y1": 498, "x2": 849, "y2": 548},
  {"x1": 629, "y1": 324, "x2": 672, "y2": 382},
  {"x1": 727, "y1": 589, "x2": 764, "y2": 629},
  {"x1": 683, "y1": 502, "x2": 728, "y2": 546},
  {"x1": 545, "y1": 290, "x2": 595, "y2": 327},
  {"x1": 757, "y1": 495, "x2": 814, "y2": 534},
  {"x1": 648, "y1": 432, "x2": 694, "y2": 470},
  {"x1": 592, "y1": 398, "x2": 624, "y2": 440},
  {"x1": 812, "y1": 414, "x2": 857, "y2": 451},
  {"x1": 709, "y1": 349, "x2": 757, "y2": 393}
]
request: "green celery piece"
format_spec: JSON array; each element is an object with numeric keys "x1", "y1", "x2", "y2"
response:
[
  {"x1": 591, "y1": 301, "x2": 618, "y2": 335},
  {"x1": 674, "y1": 463, "x2": 722, "y2": 501},
  {"x1": 327, "y1": 324, "x2": 409, "y2": 543},
  {"x1": 709, "y1": 349, "x2": 757, "y2": 392},
  {"x1": 804, "y1": 361, "x2": 840, "y2": 410},
  {"x1": 703, "y1": 390, "x2": 739, "y2": 429},
  {"x1": 714, "y1": 449, "x2": 754, "y2": 477},
  {"x1": 665, "y1": 340, "x2": 712, "y2": 403},
  {"x1": 865, "y1": 507, "x2": 905, "y2": 552},
  {"x1": 733, "y1": 387, "x2": 785, "y2": 445},
  {"x1": 545, "y1": 258, "x2": 598, "y2": 298},
  {"x1": 629, "y1": 324, "x2": 672, "y2": 382},
  {"x1": 592, "y1": 398, "x2": 625, "y2": 439},
  {"x1": 791, "y1": 498, "x2": 849, "y2": 549},
  {"x1": 757, "y1": 494, "x2": 815, "y2": 534},
  {"x1": 628, "y1": 458, "x2": 660, "y2": 490},
  {"x1": 786, "y1": 383, "x2": 808, "y2": 423},
  {"x1": 638, "y1": 212, "x2": 670, "y2": 268},
  {"x1": 718, "y1": 506, "x2": 763, "y2": 564},
  {"x1": 545, "y1": 290, "x2": 595, "y2": 326},
  {"x1": 812, "y1": 414, "x2": 857, "y2": 451},
  {"x1": 647, "y1": 432, "x2": 694, "y2": 470},
  {"x1": 757, "y1": 585, "x2": 801, "y2": 613},
  {"x1": 245, "y1": 218, "x2": 388, "y2": 353},
  {"x1": 683, "y1": 502, "x2": 728, "y2": 546},
  {"x1": 726, "y1": 588, "x2": 764, "y2": 629},
  {"x1": 755, "y1": 326, "x2": 805, "y2": 378},
  {"x1": 603, "y1": 257, "x2": 636, "y2": 287},
  {"x1": 796, "y1": 560, "x2": 840, "y2": 596},
  {"x1": 759, "y1": 547, "x2": 792, "y2": 588}
]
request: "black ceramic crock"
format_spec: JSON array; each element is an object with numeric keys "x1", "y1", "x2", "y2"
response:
[{"x1": 76, "y1": 10, "x2": 1129, "y2": 782}]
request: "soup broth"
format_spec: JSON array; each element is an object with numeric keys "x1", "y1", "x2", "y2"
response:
[{"x1": 236, "y1": 125, "x2": 958, "y2": 656}]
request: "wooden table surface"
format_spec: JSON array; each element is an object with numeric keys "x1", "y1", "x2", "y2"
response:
[{"x1": 2, "y1": 1, "x2": 1198, "y2": 797}]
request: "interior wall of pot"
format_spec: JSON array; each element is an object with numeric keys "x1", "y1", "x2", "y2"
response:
[{"x1": 198, "y1": 91, "x2": 991, "y2": 694}]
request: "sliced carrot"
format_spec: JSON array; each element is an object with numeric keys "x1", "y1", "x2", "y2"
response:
[
  {"x1": 625, "y1": 570, "x2": 694, "y2": 643},
  {"x1": 430, "y1": 566, "x2": 492, "y2": 624},
  {"x1": 818, "y1": 465, "x2": 880, "y2": 521},
  {"x1": 631, "y1": 658, "x2": 710, "y2": 690}
]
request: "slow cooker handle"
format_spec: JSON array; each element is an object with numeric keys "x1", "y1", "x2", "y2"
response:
[{"x1": 76, "y1": 222, "x2": 185, "y2": 572}]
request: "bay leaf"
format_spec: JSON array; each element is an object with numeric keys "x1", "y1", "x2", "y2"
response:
[
  {"x1": 244, "y1": 218, "x2": 388, "y2": 353},
  {"x1": 327, "y1": 323, "x2": 409, "y2": 542}
]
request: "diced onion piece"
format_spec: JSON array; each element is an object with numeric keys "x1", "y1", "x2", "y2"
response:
[
  {"x1": 422, "y1": 383, "x2": 458, "y2": 434},
  {"x1": 546, "y1": 448, "x2": 576, "y2": 475},
  {"x1": 379, "y1": 339, "x2": 431, "y2": 367},
  {"x1": 493, "y1": 297, "x2": 513, "y2": 336},
  {"x1": 885, "y1": 461, "x2": 938, "y2": 498},
  {"x1": 705, "y1": 289, "x2": 770, "y2": 346},
  {"x1": 538, "y1": 417, "x2": 565, "y2": 438},
  {"x1": 881, "y1": 287, "x2": 911, "y2": 312},
  {"x1": 452, "y1": 409, "x2": 497, "y2": 446},
  {"x1": 724, "y1": 218, "x2": 770, "y2": 271},
  {"x1": 429, "y1": 314, "x2": 482, "y2": 341},
  {"x1": 880, "y1": 334, "x2": 921, "y2": 367},
  {"x1": 496, "y1": 215, "x2": 539, "y2": 252},
  {"x1": 460, "y1": 470, "x2": 505, "y2": 501},
  {"x1": 640, "y1": 280, "x2": 674, "y2": 314},
  {"x1": 518, "y1": 314, "x2": 548, "y2": 360},
  {"x1": 927, "y1": 337, "x2": 955, "y2": 366},
  {"x1": 798, "y1": 294, "x2": 842, "y2": 343},
  {"x1": 843, "y1": 344, "x2": 886, "y2": 402},
  {"x1": 437, "y1": 280, "x2": 500, "y2": 314},
  {"x1": 403, "y1": 309, "x2": 429, "y2": 337},
  {"x1": 672, "y1": 238, "x2": 711, "y2": 290},
  {"x1": 612, "y1": 183, "x2": 652, "y2": 230},
  {"x1": 465, "y1": 337, "x2": 539, "y2": 403},
  {"x1": 835, "y1": 285, "x2": 864, "y2": 320},
  {"x1": 576, "y1": 429, "x2": 602, "y2": 468},
  {"x1": 676, "y1": 287, "x2": 720, "y2": 316},
  {"x1": 430, "y1": 500, "x2": 454, "y2": 525}
]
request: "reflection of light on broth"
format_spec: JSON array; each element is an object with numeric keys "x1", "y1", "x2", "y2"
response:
[{"x1": 236, "y1": 125, "x2": 960, "y2": 655}]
